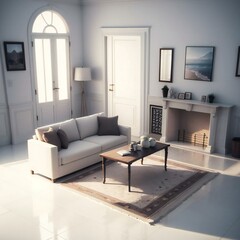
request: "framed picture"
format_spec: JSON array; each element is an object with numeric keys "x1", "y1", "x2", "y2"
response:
[
  {"x1": 201, "y1": 95, "x2": 207, "y2": 102},
  {"x1": 236, "y1": 46, "x2": 240, "y2": 77},
  {"x1": 3, "y1": 41, "x2": 26, "y2": 71},
  {"x1": 159, "y1": 48, "x2": 174, "y2": 82},
  {"x1": 150, "y1": 105, "x2": 162, "y2": 135},
  {"x1": 184, "y1": 46, "x2": 214, "y2": 81},
  {"x1": 178, "y1": 93, "x2": 185, "y2": 100},
  {"x1": 184, "y1": 92, "x2": 192, "y2": 100}
]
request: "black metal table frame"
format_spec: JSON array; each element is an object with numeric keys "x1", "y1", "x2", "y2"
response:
[{"x1": 102, "y1": 145, "x2": 169, "y2": 192}]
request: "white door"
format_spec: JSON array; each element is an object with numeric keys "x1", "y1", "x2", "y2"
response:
[
  {"x1": 32, "y1": 35, "x2": 71, "y2": 126},
  {"x1": 107, "y1": 36, "x2": 141, "y2": 136}
]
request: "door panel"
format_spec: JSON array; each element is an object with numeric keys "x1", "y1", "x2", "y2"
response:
[
  {"x1": 35, "y1": 39, "x2": 53, "y2": 103},
  {"x1": 33, "y1": 36, "x2": 71, "y2": 126},
  {"x1": 107, "y1": 36, "x2": 141, "y2": 136},
  {"x1": 38, "y1": 103, "x2": 54, "y2": 126}
]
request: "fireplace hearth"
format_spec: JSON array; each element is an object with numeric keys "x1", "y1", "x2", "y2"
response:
[{"x1": 177, "y1": 129, "x2": 208, "y2": 148}]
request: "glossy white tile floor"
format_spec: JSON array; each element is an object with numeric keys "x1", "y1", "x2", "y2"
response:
[{"x1": 0, "y1": 143, "x2": 240, "y2": 240}]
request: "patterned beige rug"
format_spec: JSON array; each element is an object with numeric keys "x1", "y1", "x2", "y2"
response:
[{"x1": 60, "y1": 155, "x2": 218, "y2": 224}]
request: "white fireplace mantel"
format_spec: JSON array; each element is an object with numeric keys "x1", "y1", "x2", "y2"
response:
[
  {"x1": 162, "y1": 98, "x2": 231, "y2": 116},
  {"x1": 160, "y1": 98, "x2": 233, "y2": 154}
]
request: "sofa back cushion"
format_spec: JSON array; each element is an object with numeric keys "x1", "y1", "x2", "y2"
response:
[
  {"x1": 59, "y1": 119, "x2": 80, "y2": 143},
  {"x1": 76, "y1": 113, "x2": 104, "y2": 139}
]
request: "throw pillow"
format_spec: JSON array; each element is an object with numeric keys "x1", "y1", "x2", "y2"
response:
[
  {"x1": 57, "y1": 129, "x2": 69, "y2": 149},
  {"x1": 97, "y1": 116, "x2": 120, "y2": 136},
  {"x1": 35, "y1": 127, "x2": 54, "y2": 141},
  {"x1": 42, "y1": 129, "x2": 62, "y2": 151},
  {"x1": 59, "y1": 119, "x2": 80, "y2": 143}
]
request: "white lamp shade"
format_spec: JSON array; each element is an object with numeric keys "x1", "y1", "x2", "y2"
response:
[{"x1": 74, "y1": 67, "x2": 92, "y2": 81}]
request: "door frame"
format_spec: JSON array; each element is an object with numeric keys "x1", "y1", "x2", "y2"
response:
[
  {"x1": 28, "y1": 7, "x2": 72, "y2": 127},
  {"x1": 102, "y1": 27, "x2": 150, "y2": 136}
]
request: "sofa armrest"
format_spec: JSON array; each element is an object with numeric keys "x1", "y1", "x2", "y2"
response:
[
  {"x1": 118, "y1": 125, "x2": 131, "y2": 144},
  {"x1": 28, "y1": 139, "x2": 59, "y2": 181}
]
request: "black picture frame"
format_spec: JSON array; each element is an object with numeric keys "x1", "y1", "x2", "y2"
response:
[
  {"x1": 184, "y1": 92, "x2": 192, "y2": 100},
  {"x1": 201, "y1": 95, "x2": 207, "y2": 102},
  {"x1": 159, "y1": 48, "x2": 174, "y2": 82},
  {"x1": 3, "y1": 41, "x2": 26, "y2": 71},
  {"x1": 149, "y1": 105, "x2": 162, "y2": 135},
  {"x1": 184, "y1": 46, "x2": 214, "y2": 81},
  {"x1": 178, "y1": 93, "x2": 185, "y2": 100},
  {"x1": 236, "y1": 46, "x2": 240, "y2": 77}
]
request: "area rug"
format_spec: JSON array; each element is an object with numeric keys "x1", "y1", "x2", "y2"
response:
[{"x1": 60, "y1": 155, "x2": 218, "y2": 224}]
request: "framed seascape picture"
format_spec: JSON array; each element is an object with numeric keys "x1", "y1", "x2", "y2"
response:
[
  {"x1": 184, "y1": 46, "x2": 214, "y2": 81},
  {"x1": 236, "y1": 46, "x2": 240, "y2": 77},
  {"x1": 3, "y1": 41, "x2": 26, "y2": 71}
]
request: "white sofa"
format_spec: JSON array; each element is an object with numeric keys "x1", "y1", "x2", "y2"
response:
[{"x1": 28, "y1": 113, "x2": 131, "y2": 182}]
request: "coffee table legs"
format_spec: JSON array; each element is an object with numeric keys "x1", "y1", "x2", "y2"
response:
[
  {"x1": 102, "y1": 146, "x2": 169, "y2": 191},
  {"x1": 128, "y1": 164, "x2": 131, "y2": 192},
  {"x1": 102, "y1": 158, "x2": 132, "y2": 192},
  {"x1": 164, "y1": 146, "x2": 168, "y2": 171},
  {"x1": 102, "y1": 157, "x2": 106, "y2": 183}
]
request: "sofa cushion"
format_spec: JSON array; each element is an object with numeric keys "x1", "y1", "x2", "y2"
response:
[
  {"x1": 76, "y1": 113, "x2": 104, "y2": 139},
  {"x1": 57, "y1": 129, "x2": 69, "y2": 149},
  {"x1": 59, "y1": 140, "x2": 101, "y2": 165},
  {"x1": 42, "y1": 129, "x2": 62, "y2": 151},
  {"x1": 59, "y1": 119, "x2": 80, "y2": 143},
  {"x1": 84, "y1": 135, "x2": 127, "y2": 151},
  {"x1": 97, "y1": 116, "x2": 120, "y2": 136}
]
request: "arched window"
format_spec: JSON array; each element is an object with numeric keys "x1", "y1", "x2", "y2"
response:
[
  {"x1": 32, "y1": 10, "x2": 68, "y2": 33},
  {"x1": 31, "y1": 10, "x2": 71, "y2": 126}
]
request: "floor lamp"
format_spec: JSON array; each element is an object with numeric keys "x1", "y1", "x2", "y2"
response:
[{"x1": 74, "y1": 67, "x2": 92, "y2": 116}]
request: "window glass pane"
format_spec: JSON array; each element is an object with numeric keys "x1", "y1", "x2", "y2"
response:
[
  {"x1": 44, "y1": 26, "x2": 57, "y2": 33},
  {"x1": 35, "y1": 39, "x2": 53, "y2": 103},
  {"x1": 56, "y1": 39, "x2": 68, "y2": 100},
  {"x1": 53, "y1": 14, "x2": 67, "y2": 33},
  {"x1": 41, "y1": 11, "x2": 52, "y2": 25},
  {"x1": 32, "y1": 14, "x2": 46, "y2": 33}
]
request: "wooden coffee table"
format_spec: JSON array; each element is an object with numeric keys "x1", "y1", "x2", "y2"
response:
[{"x1": 100, "y1": 142, "x2": 170, "y2": 192}]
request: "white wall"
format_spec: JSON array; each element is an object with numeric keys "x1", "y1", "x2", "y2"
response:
[
  {"x1": 0, "y1": 53, "x2": 11, "y2": 145},
  {"x1": 1, "y1": 0, "x2": 240, "y2": 148},
  {"x1": 82, "y1": 0, "x2": 240, "y2": 143},
  {"x1": 0, "y1": 0, "x2": 83, "y2": 144}
]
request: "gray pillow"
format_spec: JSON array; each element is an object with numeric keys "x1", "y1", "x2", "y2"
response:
[
  {"x1": 97, "y1": 116, "x2": 120, "y2": 136},
  {"x1": 57, "y1": 129, "x2": 69, "y2": 149},
  {"x1": 42, "y1": 129, "x2": 61, "y2": 151}
]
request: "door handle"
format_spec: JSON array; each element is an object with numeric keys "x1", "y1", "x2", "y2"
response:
[
  {"x1": 53, "y1": 87, "x2": 60, "y2": 90},
  {"x1": 109, "y1": 83, "x2": 114, "y2": 92}
]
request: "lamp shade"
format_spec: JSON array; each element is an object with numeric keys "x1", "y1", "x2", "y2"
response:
[{"x1": 74, "y1": 67, "x2": 92, "y2": 81}]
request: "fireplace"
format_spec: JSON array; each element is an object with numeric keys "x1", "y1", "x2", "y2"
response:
[{"x1": 160, "y1": 98, "x2": 233, "y2": 154}]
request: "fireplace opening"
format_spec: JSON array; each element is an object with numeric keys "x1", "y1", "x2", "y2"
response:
[
  {"x1": 166, "y1": 108, "x2": 210, "y2": 148},
  {"x1": 177, "y1": 110, "x2": 209, "y2": 148}
]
